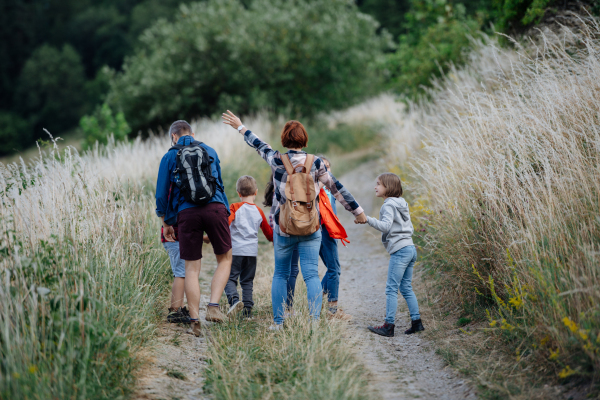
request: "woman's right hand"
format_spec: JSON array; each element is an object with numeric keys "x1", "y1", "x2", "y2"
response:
[{"x1": 222, "y1": 110, "x2": 247, "y2": 134}]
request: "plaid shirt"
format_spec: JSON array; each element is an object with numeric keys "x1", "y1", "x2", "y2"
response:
[{"x1": 244, "y1": 130, "x2": 363, "y2": 235}]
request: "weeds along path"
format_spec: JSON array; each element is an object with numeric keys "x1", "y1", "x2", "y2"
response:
[
  {"x1": 335, "y1": 161, "x2": 477, "y2": 400},
  {"x1": 134, "y1": 261, "x2": 217, "y2": 400}
]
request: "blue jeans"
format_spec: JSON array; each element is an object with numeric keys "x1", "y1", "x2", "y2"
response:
[
  {"x1": 273, "y1": 230, "x2": 323, "y2": 324},
  {"x1": 319, "y1": 225, "x2": 340, "y2": 302},
  {"x1": 385, "y1": 245, "x2": 420, "y2": 325},
  {"x1": 162, "y1": 242, "x2": 185, "y2": 278},
  {"x1": 286, "y1": 246, "x2": 300, "y2": 308}
]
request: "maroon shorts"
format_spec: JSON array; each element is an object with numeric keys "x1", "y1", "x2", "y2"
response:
[{"x1": 177, "y1": 203, "x2": 232, "y2": 261}]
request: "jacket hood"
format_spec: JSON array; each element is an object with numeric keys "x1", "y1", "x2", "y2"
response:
[{"x1": 384, "y1": 197, "x2": 408, "y2": 210}]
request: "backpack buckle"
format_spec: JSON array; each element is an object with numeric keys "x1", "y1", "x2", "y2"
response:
[
  {"x1": 306, "y1": 202, "x2": 312, "y2": 209},
  {"x1": 292, "y1": 201, "x2": 298, "y2": 208}
]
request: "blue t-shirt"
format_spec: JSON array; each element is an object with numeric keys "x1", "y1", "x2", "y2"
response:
[{"x1": 155, "y1": 135, "x2": 229, "y2": 224}]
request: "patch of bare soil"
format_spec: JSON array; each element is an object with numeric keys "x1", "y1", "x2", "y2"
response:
[
  {"x1": 334, "y1": 161, "x2": 478, "y2": 400},
  {"x1": 133, "y1": 262, "x2": 218, "y2": 400}
]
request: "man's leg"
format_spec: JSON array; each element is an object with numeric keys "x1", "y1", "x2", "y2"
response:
[
  {"x1": 211, "y1": 249, "x2": 233, "y2": 303},
  {"x1": 184, "y1": 259, "x2": 202, "y2": 320}
]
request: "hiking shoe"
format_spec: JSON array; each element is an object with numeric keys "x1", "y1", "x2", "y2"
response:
[
  {"x1": 368, "y1": 322, "x2": 395, "y2": 337},
  {"x1": 327, "y1": 309, "x2": 352, "y2": 321},
  {"x1": 242, "y1": 307, "x2": 253, "y2": 318},
  {"x1": 167, "y1": 308, "x2": 190, "y2": 324},
  {"x1": 227, "y1": 301, "x2": 244, "y2": 318},
  {"x1": 180, "y1": 306, "x2": 191, "y2": 318},
  {"x1": 268, "y1": 324, "x2": 283, "y2": 331},
  {"x1": 404, "y1": 319, "x2": 425, "y2": 335},
  {"x1": 205, "y1": 305, "x2": 226, "y2": 323},
  {"x1": 189, "y1": 320, "x2": 202, "y2": 337}
]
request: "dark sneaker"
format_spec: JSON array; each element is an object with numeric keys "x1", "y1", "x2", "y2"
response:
[
  {"x1": 368, "y1": 322, "x2": 395, "y2": 337},
  {"x1": 404, "y1": 319, "x2": 425, "y2": 335},
  {"x1": 242, "y1": 307, "x2": 253, "y2": 318},
  {"x1": 167, "y1": 308, "x2": 191, "y2": 324},
  {"x1": 180, "y1": 306, "x2": 191, "y2": 319}
]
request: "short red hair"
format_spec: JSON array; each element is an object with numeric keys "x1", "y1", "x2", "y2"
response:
[{"x1": 281, "y1": 120, "x2": 308, "y2": 149}]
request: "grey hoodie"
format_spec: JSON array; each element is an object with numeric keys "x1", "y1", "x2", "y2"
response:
[{"x1": 367, "y1": 197, "x2": 414, "y2": 254}]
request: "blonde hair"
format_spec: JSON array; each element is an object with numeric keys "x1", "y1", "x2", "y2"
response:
[
  {"x1": 377, "y1": 173, "x2": 403, "y2": 197},
  {"x1": 236, "y1": 175, "x2": 258, "y2": 197}
]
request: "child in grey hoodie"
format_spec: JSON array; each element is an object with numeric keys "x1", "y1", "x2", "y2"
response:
[{"x1": 361, "y1": 173, "x2": 424, "y2": 337}]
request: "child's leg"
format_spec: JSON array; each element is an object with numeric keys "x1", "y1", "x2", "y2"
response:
[
  {"x1": 319, "y1": 225, "x2": 340, "y2": 305},
  {"x1": 384, "y1": 253, "x2": 402, "y2": 325},
  {"x1": 286, "y1": 245, "x2": 299, "y2": 309},
  {"x1": 224, "y1": 256, "x2": 243, "y2": 306},
  {"x1": 239, "y1": 256, "x2": 257, "y2": 309},
  {"x1": 399, "y1": 246, "x2": 420, "y2": 320},
  {"x1": 163, "y1": 242, "x2": 186, "y2": 309}
]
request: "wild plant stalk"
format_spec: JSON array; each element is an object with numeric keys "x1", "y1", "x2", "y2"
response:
[{"x1": 387, "y1": 24, "x2": 600, "y2": 382}]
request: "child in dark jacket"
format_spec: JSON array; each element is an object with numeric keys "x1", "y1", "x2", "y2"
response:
[{"x1": 361, "y1": 173, "x2": 424, "y2": 337}]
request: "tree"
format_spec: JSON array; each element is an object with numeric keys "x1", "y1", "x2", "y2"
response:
[
  {"x1": 109, "y1": 0, "x2": 391, "y2": 133},
  {"x1": 80, "y1": 103, "x2": 130, "y2": 150},
  {"x1": 14, "y1": 44, "x2": 87, "y2": 138}
]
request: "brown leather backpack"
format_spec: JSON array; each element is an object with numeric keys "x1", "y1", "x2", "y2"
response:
[{"x1": 279, "y1": 154, "x2": 320, "y2": 236}]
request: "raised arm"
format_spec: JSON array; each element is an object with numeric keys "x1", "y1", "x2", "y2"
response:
[{"x1": 222, "y1": 110, "x2": 281, "y2": 168}]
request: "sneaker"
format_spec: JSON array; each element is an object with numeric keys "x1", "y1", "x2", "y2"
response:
[
  {"x1": 167, "y1": 308, "x2": 190, "y2": 324},
  {"x1": 268, "y1": 324, "x2": 283, "y2": 331},
  {"x1": 205, "y1": 305, "x2": 226, "y2": 323},
  {"x1": 283, "y1": 310, "x2": 297, "y2": 319},
  {"x1": 180, "y1": 306, "x2": 191, "y2": 318},
  {"x1": 189, "y1": 320, "x2": 202, "y2": 337},
  {"x1": 404, "y1": 319, "x2": 425, "y2": 335},
  {"x1": 327, "y1": 309, "x2": 352, "y2": 321},
  {"x1": 368, "y1": 322, "x2": 395, "y2": 337},
  {"x1": 242, "y1": 307, "x2": 253, "y2": 318},
  {"x1": 227, "y1": 301, "x2": 245, "y2": 318}
]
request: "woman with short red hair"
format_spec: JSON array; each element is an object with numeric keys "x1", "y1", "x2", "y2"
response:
[{"x1": 223, "y1": 110, "x2": 367, "y2": 329}]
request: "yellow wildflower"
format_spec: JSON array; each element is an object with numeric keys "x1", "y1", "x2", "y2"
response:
[
  {"x1": 579, "y1": 330, "x2": 589, "y2": 341},
  {"x1": 558, "y1": 365, "x2": 576, "y2": 379},
  {"x1": 28, "y1": 365, "x2": 37, "y2": 374},
  {"x1": 540, "y1": 336, "x2": 550, "y2": 346},
  {"x1": 508, "y1": 296, "x2": 523, "y2": 308},
  {"x1": 562, "y1": 317, "x2": 578, "y2": 333},
  {"x1": 549, "y1": 348, "x2": 559, "y2": 361},
  {"x1": 489, "y1": 320, "x2": 497, "y2": 327}
]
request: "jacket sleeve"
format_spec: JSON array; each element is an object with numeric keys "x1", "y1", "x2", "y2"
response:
[
  {"x1": 316, "y1": 161, "x2": 364, "y2": 217},
  {"x1": 228, "y1": 203, "x2": 239, "y2": 225},
  {"x1": 155, "y1": 154, "x2": 171, "y2": 218},
  {"x1": 367, "y1": 204, "x2": 394, "y2": 233},
  {"x1": 256, "y1": 206, "x2": 274, "y2": 242},
  {"x1": 243, "y1": 130, "x2": 281, "y2": 168}
]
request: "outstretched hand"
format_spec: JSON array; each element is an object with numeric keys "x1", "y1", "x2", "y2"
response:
[
  {"x1": 354, "y1": 212, "x2": 368, "y2": 224},
  {"x1": 222, "y1": 110, "x2": 245, "y2": 133}
]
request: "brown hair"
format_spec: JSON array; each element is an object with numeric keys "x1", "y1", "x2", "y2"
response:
[
  {"x1": 377, "y1": 173, "x2": 403, "y2": 197},
  {"x1": 263, "y1": 172, "x2": 275, "y2": 207},
  {"x1": 236, "y1": 175, "x2": 258, "y2": 197},
  {"x1": 281, "y1": 120, "x2": 308, "y2": 149}
]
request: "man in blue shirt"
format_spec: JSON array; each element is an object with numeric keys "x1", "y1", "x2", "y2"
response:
[{"x1": 156, "y1": 120, "x2": 232, "y2": 336}]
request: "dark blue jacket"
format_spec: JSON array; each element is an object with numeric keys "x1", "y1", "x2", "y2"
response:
[{"x1": 155, "y1": 135, "x2": 229, "y2": 225}]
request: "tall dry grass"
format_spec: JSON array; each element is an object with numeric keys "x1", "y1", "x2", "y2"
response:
[{"x1": 386, "y1": 24, "x2": 600, "y2": 388}]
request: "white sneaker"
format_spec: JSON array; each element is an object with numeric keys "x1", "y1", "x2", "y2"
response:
[
  {"x1": 227, "y1": 301, "x2": 244, "y2": 317},
  {"x1": 283, "y1": 310, "x2": 297, "y2": 319},
  {"x1": 268, "y1": 324, "x2": 283, "y2": 331}
]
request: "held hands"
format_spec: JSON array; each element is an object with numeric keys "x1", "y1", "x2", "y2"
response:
[
  {"x1": 222, "y1": 110, "x2": 246, "y2": 134},
  {"x1": 354, "y1": 212, "x2": 368, "y2": 225},
  {"x1": 203, "y1": 235, "x2": 211, "y2": 244}
]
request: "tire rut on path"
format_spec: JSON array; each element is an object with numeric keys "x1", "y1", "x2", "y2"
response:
[{"x1": 335, "y1": 161, "x2": 477, "y2": 400}]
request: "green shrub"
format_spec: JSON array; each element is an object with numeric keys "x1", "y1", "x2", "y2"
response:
[
  {"x1": 0, "y1": 112, "x2": 32, "y2": 155},
  {"x1": 14, "y1": 44, "x2": 87, "y2": 137},
  {"x1": 108, "y1": 0, "x2": 391, "y2": 133},
  {"x1": 80, "y1": 103, "x2": 130, "y2": 150},
  {"x1": 385, "y1": 0, "x2": 481, "y2": 99}
]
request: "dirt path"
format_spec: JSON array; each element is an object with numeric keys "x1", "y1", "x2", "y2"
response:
[
  {"x1": 134, "y1": 265, "x2": 217, "y2": 400},
  {"x1": 334, "y1": 161, "x2": 477, "y2": 400}
]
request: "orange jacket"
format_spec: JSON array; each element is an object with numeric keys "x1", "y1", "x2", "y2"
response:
[{"x1": 319, "y1": 188, "x2": 350, "y2": 246}]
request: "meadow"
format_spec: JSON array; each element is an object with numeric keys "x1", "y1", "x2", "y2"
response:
[{"x1": 386, "y1": 23, "x2": 600, "y2": 397}]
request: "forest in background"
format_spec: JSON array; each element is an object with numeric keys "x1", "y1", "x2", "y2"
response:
[{"x1": 0, "y1": 0, "x2": 592, "y2": 156}]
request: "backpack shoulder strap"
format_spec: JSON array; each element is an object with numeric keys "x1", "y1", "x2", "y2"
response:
[
  {"x1": 281, "y1": 154, "x2": 294, "y2": 175},
  {"x1": 304, "y1": 154, "x2": 314, "y2": 172},
  {"x1": 169, "y1": 144, "x2": 184, "y2": 151}
]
